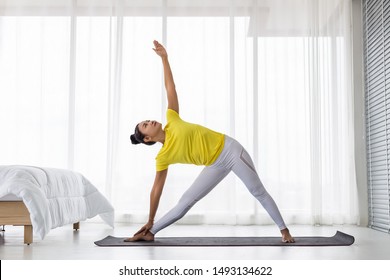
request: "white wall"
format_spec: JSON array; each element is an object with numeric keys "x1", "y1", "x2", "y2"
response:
[{"x1": 352, "y1": 0, "x2": 368, "y2": 226}]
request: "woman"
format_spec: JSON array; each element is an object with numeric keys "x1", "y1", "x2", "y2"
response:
[{"x1": 127, "y1": 40, "x2": 294, "y2": 243}]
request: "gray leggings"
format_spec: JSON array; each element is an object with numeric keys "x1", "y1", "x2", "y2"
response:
[{"x1": 150, "y1": 135, "x2": 287, "y2": 234}]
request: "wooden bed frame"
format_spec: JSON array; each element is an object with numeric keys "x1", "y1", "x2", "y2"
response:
[{"x1": 0, "y1": 201, "x2": 79, "y2": 245}]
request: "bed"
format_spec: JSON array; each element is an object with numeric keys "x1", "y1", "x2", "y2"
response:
[{"x1": 0, "y1": 165, "x2": 115, "y2": 244}]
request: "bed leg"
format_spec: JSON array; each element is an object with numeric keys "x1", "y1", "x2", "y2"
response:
[
  {"x1": 24, "y1": 225, "x2": 33, "y2": 245},
  {"x1": 73, "y1": 222, "x2": 80, "y2": 231}
]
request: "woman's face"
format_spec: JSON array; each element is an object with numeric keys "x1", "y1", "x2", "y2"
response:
[{"x1": 138, "y1": 120, "x2": 162, "y2": 140}]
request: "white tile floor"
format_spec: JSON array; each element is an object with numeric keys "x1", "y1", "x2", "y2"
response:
[{"x1": 1, "y1": 222, "x2": 390, "y2": 260}]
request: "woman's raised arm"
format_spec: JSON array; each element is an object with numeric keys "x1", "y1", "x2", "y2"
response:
[{"x1": 153, "y1": 40, "x2": 179, "y2": 114}]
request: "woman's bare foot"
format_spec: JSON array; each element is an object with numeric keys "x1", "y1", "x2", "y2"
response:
[
  {"x1": 124, "y1": 231, "x2": 155, "y2": 242},
  {"x1": 281, "y1": 228, "x2": 295, "y2": 243}
]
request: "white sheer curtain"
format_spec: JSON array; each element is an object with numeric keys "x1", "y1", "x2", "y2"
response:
[{"x1": 0, "y1": 0, "x2": 359, "y2": 226}]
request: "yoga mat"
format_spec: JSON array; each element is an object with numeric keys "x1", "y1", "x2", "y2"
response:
[{"x1": 94, "y1": 231, "x2": 354, "y2": 247}]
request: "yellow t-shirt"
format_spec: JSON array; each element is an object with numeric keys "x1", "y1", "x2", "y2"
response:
[{"x1": 155, "y1": 109, "x2": 225, "y2": 171}]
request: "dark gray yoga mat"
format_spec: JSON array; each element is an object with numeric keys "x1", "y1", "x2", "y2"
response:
[{"x1": 94, "y1": 231, "x2": 354, "y2": 247}]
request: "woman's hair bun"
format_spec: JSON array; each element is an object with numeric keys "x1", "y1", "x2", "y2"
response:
[{"x1": 130, "y1": 134, "x2": 141, "y2": 145}]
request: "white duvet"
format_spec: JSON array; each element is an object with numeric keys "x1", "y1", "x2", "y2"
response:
[{"x1": 0, "y1": 165, "x2": 114, "y2": 239}]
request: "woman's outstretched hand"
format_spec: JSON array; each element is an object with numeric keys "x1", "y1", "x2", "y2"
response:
[
  {"x1": 153, "y1": 40, "x2": 167, "y2": 58},
  {"x1": 124, "y1": 221, "x2": 155, "y2": 242},
  {"x1": 134, "y1": 220, "x2": 154, "y2": 236}
]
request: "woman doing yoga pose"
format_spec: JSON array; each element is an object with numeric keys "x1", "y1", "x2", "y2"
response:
[{"x1": 127, "y1": 40, "x2": 294, "y2": 243}]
